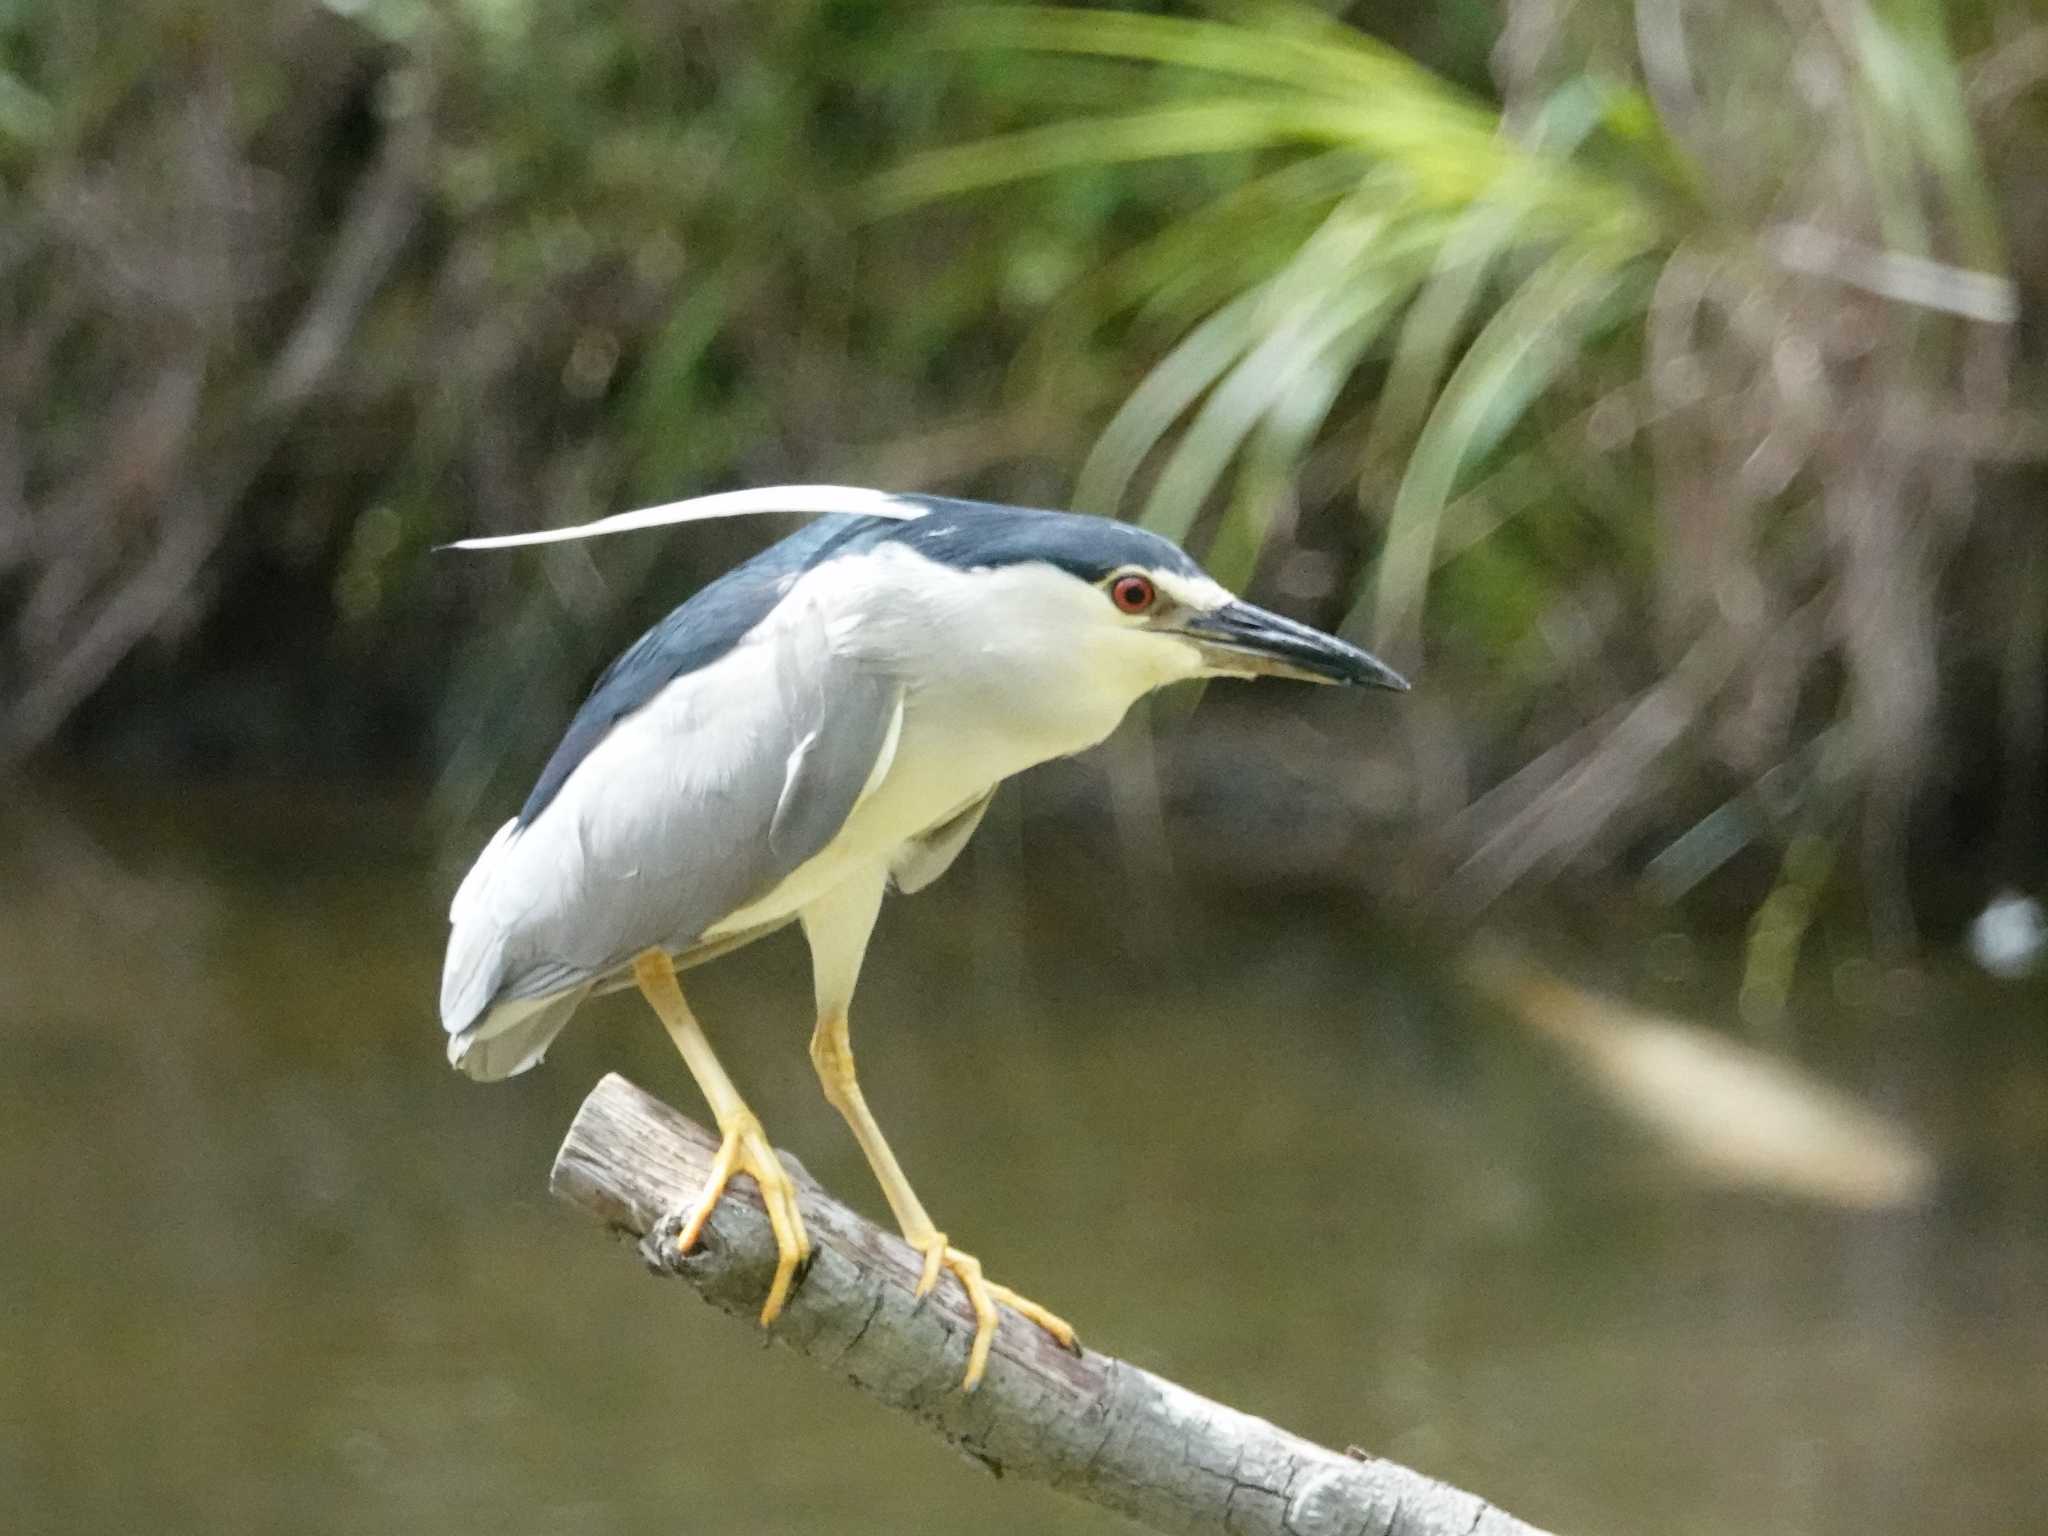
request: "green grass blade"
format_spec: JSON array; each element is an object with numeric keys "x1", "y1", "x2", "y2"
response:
[
  {"x1": 1204, "y1": 320, "x2": 1367, "y2": 592},
  {"x1": 1850, "y1": 0, "x2": 2004, "y2": 270},
  {"x1": 1074, "y1": 285, "x2": 1270, "y2": 515},
  {"x1": 1139, "y1": 270, "x2": 1400, "y2": 542},
  {"x1": 1364, "y1": 240, "x2": 1644, "y2": 651},
  {"x1": 924, "y1": 5, "x2": 1501, "y2": 126},
  {"x1": 1358, "y1": 197, "x2": 1528, "y2": 483}
]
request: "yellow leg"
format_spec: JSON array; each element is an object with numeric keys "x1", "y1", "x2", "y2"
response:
[
  {"x1": 809, "y1": 1008, "x2": 1076, "y2": 1389},
  {"x1": 633, "y1": 950, "x2": 810, "y2": 1326}
]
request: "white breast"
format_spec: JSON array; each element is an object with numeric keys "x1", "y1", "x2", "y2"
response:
[{"x1": 708, "y1": 548, "x2": 1197, "y2": 934}]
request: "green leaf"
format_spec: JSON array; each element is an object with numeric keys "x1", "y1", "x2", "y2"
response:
[
  {"x1": 1075, "y1": 285, "x2": 1269, "y2": 516},
  {"x1": 1365, "y1": 239, "x2": 1645, "y2": 651},
  {"x1": 1357, "y1": 197, "x2": 1527, "y2": 484}
]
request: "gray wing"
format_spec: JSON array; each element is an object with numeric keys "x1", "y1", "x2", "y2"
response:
[
  {"x1": 441, "y1": 598, "x2": 902, "y2": 1064},
  {"x1": 889, "y1": 789, "x2": 994, "y2": 894}
]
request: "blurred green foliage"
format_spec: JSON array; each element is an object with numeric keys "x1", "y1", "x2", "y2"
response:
[
  {"x1": 886, "y1": 1, "x2": 2047, "y2": 950},
  {"x1": 3, "y1": 0, "x2": 2045, "y2": 946},
  {"x1": 1, "y1": 0, "x2": 1137, "y2": 794}
]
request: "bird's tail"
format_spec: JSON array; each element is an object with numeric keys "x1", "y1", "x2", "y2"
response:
[
  {"x1": 447, "y1": 985, "x2": 590, "y2": 1081},
  {"x1": 441, "y1": 816, "x2": 590, "y2": 1079}
]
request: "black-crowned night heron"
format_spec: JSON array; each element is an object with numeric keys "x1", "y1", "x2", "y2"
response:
[{"x1": 440, "y1": 485, "x2": 1406, "y2": 1387}]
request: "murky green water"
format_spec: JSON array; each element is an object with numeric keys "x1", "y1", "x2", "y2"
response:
[{"x1": 4, "y1": 778, "x2": 2045, "y2": 1535}]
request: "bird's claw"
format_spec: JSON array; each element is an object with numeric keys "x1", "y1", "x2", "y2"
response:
[
  {"x1": 908, "y1": 1233, "x2": 1078, "y2": 1391},
  {"x1": 912, "y1": 1230, "x2": 947, "y2": 1301},
  {"x1": 676, "y1": 1108, "x2": 811, "y2": 1326}
]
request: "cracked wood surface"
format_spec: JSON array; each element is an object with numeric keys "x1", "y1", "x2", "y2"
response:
[{"x1": 550, "y1": 1073, "x2": 1557, "y2": 1536}]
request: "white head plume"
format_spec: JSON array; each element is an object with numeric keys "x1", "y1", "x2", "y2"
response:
[{"x1": 444, "y1": 484, "x2": 930, "y2": 551}]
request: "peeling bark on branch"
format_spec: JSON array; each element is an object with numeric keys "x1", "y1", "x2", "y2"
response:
[{"x1": 550, "y1": 1074, "x2": 1557, "y2": 1536}]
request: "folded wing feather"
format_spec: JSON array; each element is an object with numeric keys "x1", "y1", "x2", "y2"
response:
[{"x1": 440, "y1": 589, "x2": 901, "y2": 1077}]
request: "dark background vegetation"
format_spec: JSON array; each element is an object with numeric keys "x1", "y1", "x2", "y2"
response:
[{"x1": 8, "y1": 0, "x2": 2045, "y2": 972}]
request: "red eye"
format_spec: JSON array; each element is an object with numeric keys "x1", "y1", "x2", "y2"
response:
[{"x1": 1110, "y1": 573, "x2": 1156, "y2": 615}]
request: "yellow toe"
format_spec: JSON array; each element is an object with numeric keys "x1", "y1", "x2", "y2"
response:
[
  {"x1": 673, "y1": 1111, "x2": 809, "y2": 1326},
  {"x1": 910, "y1": 1236, "x2": 1074, "y2": 1390}
]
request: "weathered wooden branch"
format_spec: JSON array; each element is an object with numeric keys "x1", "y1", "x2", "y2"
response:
[{"x1": 551, "y1": 1074, "x2": 1557, "y2": 1536}]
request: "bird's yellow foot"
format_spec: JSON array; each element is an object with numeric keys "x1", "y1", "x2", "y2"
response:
[
  {"x1": 909, "y1": 1233, "x2": 1077, "y2": 1390},
  {"x1": 676, "y1": 1108, "x2": 810, "y2": 1325}
]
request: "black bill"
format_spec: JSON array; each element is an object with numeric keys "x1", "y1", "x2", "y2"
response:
[{"x1": 1178, "y1": 601, "x2": 1409, "y2": 690}]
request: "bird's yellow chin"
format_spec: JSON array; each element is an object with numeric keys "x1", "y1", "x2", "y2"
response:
[{"x1": 1086, "y1": 624, "x2": 1208, "y2": 696}]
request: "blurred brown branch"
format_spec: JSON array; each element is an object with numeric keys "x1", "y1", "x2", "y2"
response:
[{"x1": 1465, "y1": 939, "x2": 1935, "y2": 1208}]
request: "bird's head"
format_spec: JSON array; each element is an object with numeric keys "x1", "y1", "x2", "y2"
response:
[
  {"x1": 878, "y1": 503, "x2": 1409, "y2": 703},
  {"x1": 447, "y1": 484, "x2": 1409, "y2": 723}
]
